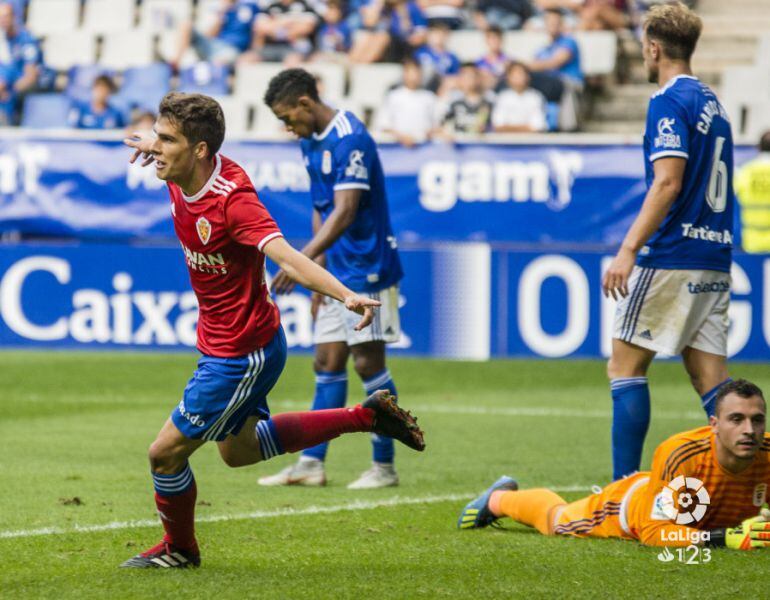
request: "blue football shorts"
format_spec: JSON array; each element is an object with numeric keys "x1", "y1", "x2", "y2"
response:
[{"x1": 171, "y1": 326, "x2": 287, "y2": 442}]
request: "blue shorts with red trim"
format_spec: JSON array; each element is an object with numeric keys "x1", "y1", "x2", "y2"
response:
[{"x1": 171, "y1": 327, "x2": 287, "y2": 442}]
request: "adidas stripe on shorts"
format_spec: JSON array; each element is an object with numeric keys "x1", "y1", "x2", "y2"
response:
[
  {"x1": 612, "y1": 266, "x2": 730, "y2": 356},
  {"x1": 171, "y1": 327, "x2": 287, "y2": 441},
  {"x1": 314, "y1": 284, "x2": 401, "y2": 346}
]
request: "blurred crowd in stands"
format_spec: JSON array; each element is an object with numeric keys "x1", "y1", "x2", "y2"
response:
[{"x1": 0, "y1": 0, "x2": 682, "y2": 141}]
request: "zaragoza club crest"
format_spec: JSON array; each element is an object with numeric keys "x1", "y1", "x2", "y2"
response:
[{"x1": 196, "y1": 216, "x2": 212, "y2": 245}]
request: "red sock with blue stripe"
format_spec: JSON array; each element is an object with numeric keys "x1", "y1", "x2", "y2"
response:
[
  {"x1": 151, "y1": 464, "x2": 199, "y2": 554},
  {"x1": 256, "y1": 405, "x2": 374, "y2": 458}
]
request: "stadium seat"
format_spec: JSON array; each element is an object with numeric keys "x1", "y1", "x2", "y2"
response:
[
  {"x1": 214, "y1": 96, "x2": 251, "y2": 136},
  {"x1": 503, "y1": 31, "x2": 550, "y2": 62},
  {"x1": 100, "y1": 31, "x2": 156, "y2": 70},
  {"x1": 65, "y1": 65, "x2": 115, "y2": 103},
  {"x1": 335, "y1": 98, "x2": 366, "y2": 123},
  {"x1": 195, "y1": 0, "x2": 221, "y2": 31},
  {"x1": 233, "y1": 62, "x2": 284, "y2": 103},
  {"x1": 447, "y1": 30, "x2": 485, "y2": 62},
  {"x1": 253, "y1": 104, "x2": 286, "y2": 136},
  {"x1": 140, "y1": 0, "x2": 194, "y2": 32},
  {"x1": 743, "y1": 100, "x2": 770, "y2": 140},
  {"x1": 27, "y1": 0, "x2": 80, "y2": 36},
  {"x1": 755, "y1": 33, "x2": 770, "y2": 68},
  {"x1": 42, "y1": 33, "x2": 97, "y2": 72},
  {"x1": 82, "y1": 0, "x2": 136, "y2": 33},
  {"x1": 720, "y1": 66, "x2": 770, "y2": 134},
  {"x1": 21, "y1": 93, "x2": 72, "y2": 128},
  {"x1": 349, "y1": 64, "x2": 403, "y2": 110},
  {"x1": 574, "y1": 31, "x2": 617, "y2": 77},
  {"x1": 179, "y1": 62, "x2": 229, "y2": 96},
  {"x1": 157, "y1": 30, "x2": 199, "y2": 68},
  {"x1": 302, "y1": 63, "x2": 346, "y2": 104},
  {"x1": 114, "y1": 63, "x2": 173, "y2": 113}
]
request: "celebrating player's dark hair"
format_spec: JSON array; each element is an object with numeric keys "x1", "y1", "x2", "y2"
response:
[
  {"x1": 263, "y1": 68, "x2": 320, "y2": 108},
  {"x1": 158, "y1": 92, "x2": 225, "y2": 159}
]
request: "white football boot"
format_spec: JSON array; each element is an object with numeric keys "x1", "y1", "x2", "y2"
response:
[
  {"x1": 347, "y1": 463, "x2": 399, "y2": 489},
  {"x1": 257, "y1": 458, "x2": 327, "y2": 486}
]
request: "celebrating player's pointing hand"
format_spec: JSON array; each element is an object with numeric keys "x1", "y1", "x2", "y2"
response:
[
  {"x1": 343, "y1": 294, "x2": 381, "y2": 331},
  {"x1": 123, "y1": 130, "x2": 156, "y2": 166}
]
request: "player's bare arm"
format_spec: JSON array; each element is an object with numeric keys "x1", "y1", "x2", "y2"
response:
[
  {"x1": 602, "y1": 156, "x2": 685, "y2": 300},
  {"x1": 272, "y1": 190, "x2": 361, "y2": 294},
  {"x1": 263, "y1": 235, "x2": 380, "y2": 330}
]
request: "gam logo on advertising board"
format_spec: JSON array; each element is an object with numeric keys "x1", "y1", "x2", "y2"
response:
[{"x1": 417, "y1": 151, "x2": 583, "y2": 213}]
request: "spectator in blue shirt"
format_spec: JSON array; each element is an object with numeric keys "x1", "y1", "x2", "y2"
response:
[
  {"x1": 68, "y1": 75, "x2": 126, "y2": 130},
  {"x1": 0, "y1": 62, "x2": 17, "y2": 125},
  {"x1": 312, "y1": 0, "x2": 352, "y2": 58},
  {"x1": 0, "y1": 2, "x2": 46, "y2": 95},
  {"x1": 528, "y1": 9, "x2": 582, "y2": 84},
  {"x1": 350, "y1": 0, "x2": 427, "y2": 63},
  {"x1": 173, "y1": 0, "x2": 259, "y2": 68},
  {"x1": 413, "y1": 23, "x2": 460, "y2": 94},
  {"x1": 475, "y1": 26, "x2": 509, "y2": 91}
]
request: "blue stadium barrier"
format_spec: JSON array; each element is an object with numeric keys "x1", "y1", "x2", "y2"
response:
[{"x1": 0, "y1": 243, "x2": 767, "y2": 361}]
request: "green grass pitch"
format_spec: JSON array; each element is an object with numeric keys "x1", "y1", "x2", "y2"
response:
[{"x1": 2, "y1": 352, "x2": 770, "y2": 598}]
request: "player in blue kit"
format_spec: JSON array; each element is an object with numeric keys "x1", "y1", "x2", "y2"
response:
[
  {"x1": 260, "y1": 68, "x2": 406, "y2": 489},
  {"x1": 603, "y1": 2, "x2": 735, "y2": 481}
]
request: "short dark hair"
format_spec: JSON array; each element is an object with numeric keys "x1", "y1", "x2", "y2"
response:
[
  {"x1": 158, "y1": 92, "x2": 225, "y2": 159},
  {"x1": 505, "y1": 60, "x2": 529, "y2": 77},
  {"x1": 486, "y1": 25, "x2": 503, "y2": 37},
  {"x1": 94, "y1": 74, "x2": 117, "y2": 93},
  {"x1": 759, "y1": 131, "x2": 770, "y2": 152},
  {"x1": 644, "y1": 1, "x2": 702, "y2": 61},
  {"x1": 264, "y1": 68, "x2": 320, "y2": 108},
  {"x1": 715, "y1": 379, "x2": 766, "y2": 415},
  {"x1": 403, "y1": 56, "x2": 420, "y2": 69},
  {"x1": 460, "y1": 61, "x2": 478, "y2": 70},
  {"x1": 544, "y1": 7, "x2": 564, "y2": 17}
]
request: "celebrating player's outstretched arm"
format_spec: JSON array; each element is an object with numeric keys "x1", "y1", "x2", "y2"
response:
[
  {"x1": 271, "y1": 190, "x2": 360, "y2": 294},
  {"x1": 262, "y1": 235, "x2": 379, "y2": 331}
]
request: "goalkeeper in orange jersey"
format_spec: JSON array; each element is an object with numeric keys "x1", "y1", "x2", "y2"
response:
[{"x1": 458, "y1": 379, "x2": 770, "y2": 549}]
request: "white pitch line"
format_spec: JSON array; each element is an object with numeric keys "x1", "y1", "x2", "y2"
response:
[
  {"x1": 277, "y1": 401, "x2": 704, "y2": 421},
  {"x1": 0, "y1": 486, "x2": 591, "y2": 541}
]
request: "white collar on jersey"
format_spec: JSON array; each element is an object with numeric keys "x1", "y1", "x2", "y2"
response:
[
  {"x1": 182, "y1": 154, "x2": 222, "y2": 203},
  {"x1": 655, "y1": 73, "x2": 699, "y2": 96},
  {"x1": 312, "y1": 110, "x2": 342, "y2": 141}
]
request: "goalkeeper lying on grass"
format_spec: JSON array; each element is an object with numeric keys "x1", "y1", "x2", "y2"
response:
[{"x1": 459, "y1": 379, "x2": 770, "y2": 549}]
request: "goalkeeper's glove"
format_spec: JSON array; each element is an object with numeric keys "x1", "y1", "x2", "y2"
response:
[{"x1": 709, "y1": 505, "x2": 770, "y2": 550}]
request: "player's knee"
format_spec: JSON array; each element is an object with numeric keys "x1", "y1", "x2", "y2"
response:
[
  {"x1": 148, "y1": 440, "x2": 177, "y2": 472},
  {"x1": 353, "y1": 352, "x2": 385, "y2": 380}
]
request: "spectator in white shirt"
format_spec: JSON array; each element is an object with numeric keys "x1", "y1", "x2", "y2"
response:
[
  {"x1": 492, "y1": 61, "x2": 547, "y2": 133},
  {"x1": 375, "y1": 57, "x2": 439, "y2": 147}
]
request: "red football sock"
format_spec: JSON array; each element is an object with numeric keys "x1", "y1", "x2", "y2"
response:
[
  {"x1": 270, "y1": 404, "x2": 374, "y2": 453},
  {"x1": 152, "y1": 482, "x2": 199, "y2": 554}
]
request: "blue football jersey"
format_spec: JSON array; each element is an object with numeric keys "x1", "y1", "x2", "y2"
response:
[
  {"x1": 300, "y1": 111, "x2": 403, "y2": 293},
  {"x1": 638, "y1": 75, "x2": 735, "y2": 273}
]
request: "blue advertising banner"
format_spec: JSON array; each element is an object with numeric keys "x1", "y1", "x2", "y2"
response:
[
  {"x1": 0, "y1": 137, "x2": 757, "y2": 245},
  {"x1": 1, "y1": 242, "x2": 768, "y2": 361}
]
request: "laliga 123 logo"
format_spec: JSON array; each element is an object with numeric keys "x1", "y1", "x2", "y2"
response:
[{"x1": 660, "y1": 476, "x2": 711, "y2": 525}]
